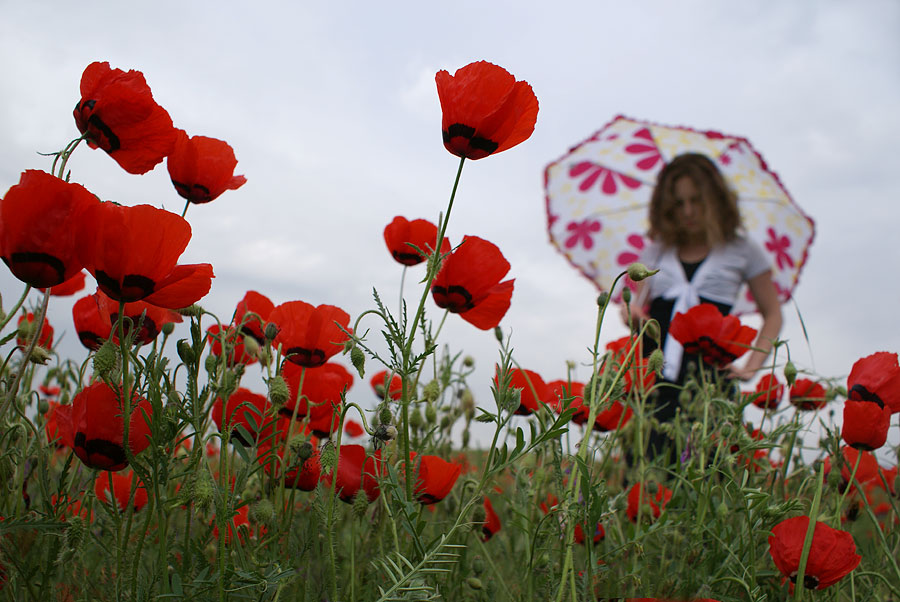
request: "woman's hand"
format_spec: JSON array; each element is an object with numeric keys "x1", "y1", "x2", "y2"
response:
[{"x1": 726, "y1": 363, "x2": 756, "y2": 382}]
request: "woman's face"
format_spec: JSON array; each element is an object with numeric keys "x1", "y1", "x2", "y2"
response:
[{"x1": 672, "y1": 175, "x2": 706, "y2": 240}]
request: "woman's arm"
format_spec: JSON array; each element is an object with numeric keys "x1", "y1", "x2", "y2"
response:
[{"x1": 728, "y1": 269, "x2": 783, "y2": 381}]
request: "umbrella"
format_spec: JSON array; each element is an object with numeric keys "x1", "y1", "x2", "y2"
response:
[{"x1": 544, "y1": 115, "x2": 815, "y2": 314}]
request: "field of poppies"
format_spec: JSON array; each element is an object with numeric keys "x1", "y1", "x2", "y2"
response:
[{"x1": 0, "y1": 59, "x2": 898, "y2": 602}]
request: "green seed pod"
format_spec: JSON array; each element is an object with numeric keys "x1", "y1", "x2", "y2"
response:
[
  {"x1": 92, "y1": 339, "x2": 118, "y2": 378},
  {"x1": 626, "y1": 262, "x2": 659, "y2": 282},
  {"x1": 423, "y1": 380, "x2": 440, "y2": 403},
  {"x1": 783, "y1": 360, "x2": 798, "y2": 387},
  {"x1": 350, "y1": 345, "x2": 365, "y2": 378},
  {"x1": 466, "y1": 577, "x2": 483, "y2": 591},
  {"x1": 176, "y1": 339, "x2": 194, "y2": 365},
  {"x1": 249, "y1": 499, "x2": 275, "y2": 526},
  {"x1": 596, "y1": 292, "x2": 609, "y2": 307},
  {"x1": 471, "y1": 555, "x2": 485, "y2": 575},
  {"x1": 268, "y1": 375, "x2": 290, "y2": 408},
  {"x1": 161, "y1": 322, "x2": 175, "y2": 336},
  {"x1": 425, "y1": 402, "x2": 437, "y2": 424},
  {"x1": 621, "y1": 286, "x2": 632, "y2": 304},
  {"x1": 463, "y1": 355, "x2": 475, "y2": 368}
]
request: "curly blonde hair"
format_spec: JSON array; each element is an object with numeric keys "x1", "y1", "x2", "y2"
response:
[{"x1": 647, "y1": 153, "x2": 741, "y2": 247}]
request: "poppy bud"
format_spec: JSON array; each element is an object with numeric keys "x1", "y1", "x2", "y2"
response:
[
  {"x1": 193, "y1": 470, "x2": 215, "y2": 512},
  {"x1": 648, "y1": 349, "x2": 665, "y2": 376},
  {"x1": 463, "y1": 356, "x2": 475, "y2": 368},
  {"x1": 242, "y1": 335, "x2": 260, "y2": 358},
  {"x1": 92, "y1": 339, "x2": 118, "y2": 378},
  {"x1": 177, "y1": 339, "x2": 194, "y2": 365},
  {"x1": 319, "y1": 442, "x2": 336, "y2": 475},
  {"x1": 378, "y1": 404, "x2": 392, "y2": 426},
  {"x1": 374, "y1": 424, "x2": 397, "y2": 442},
  {"x1": 409, "y1": 407, "x2": 423, "y2": 429},
  {"x1": 494, "y1": 327, "x2": 503, "y2": 343},
  {"x1": 350, "y1": 346, "x2": 365, "y2": 378},
  {"x1": 263, "y1": 322, "x2": 279, "y2": 341},
  {"x1": 596, "y1": 292, "x2": 609, "y2": 307},
  {"x1": 423, "y1": 380, "x2": 440, "y2": 403},
  {"x1": 784, "y1": 360, "x2": 797, "y2": 387},
  {"x1": 249, "y1": 499, "x2": 275, "y2": 526},
  {"x1": 267, "y1": 376, "x2": 290, "y2": 408},
  {"x1": 205, "y1": 354, "x2": 219, "y2": 375},
  {"x1": 626, "y1": 262, "x2": 659, "y2": 282},
  {"x1": 295, "y1": 441, "x2": 314, "y2": 463},
  {"x1": 38, "y1": 398, "x2": 50, "y2": 415},
  {"x1": 472, "y1": 505, "x2": 486, "y2": 524},
  {"x1": 466, "y1": 577, "x2": 483, "y2": 591},
  {"x1": 30, "y1": 347, "x2": 51, "y2": 365},
  {"x1": 176, "y1": 305, "x2": 203, "y2": 317},
  {"x1": 440, "y1": 415, "x2": 452, "y2": 429},
  {"x1": 425, "y1": 403, "x2": 437, "y2": 424},
  {"x1": 622, "y1": 287, "x2": 632, "y2": 304},
  {"x1": 161, "y1": 322, "x2": 175, "y2": 336},
  {"x1": 462, "y1": 429, "x2": 470, "y2": 447},
  {"x1": 352, "y1": 489, "x2": 370, "y2": 518}
]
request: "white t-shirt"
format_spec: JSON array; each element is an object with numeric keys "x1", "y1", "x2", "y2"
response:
[{"x1": 639, "y1": 235, "x2": 771, "y2": 308}]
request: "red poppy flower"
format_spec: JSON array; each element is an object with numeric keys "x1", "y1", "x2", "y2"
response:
[
  {"x1": 842, "y1": 398, "x2": 891, "y2": 451},
  {"x1": 626, "y1": 483, "x2": 672, "y2": 522},
  {"x1": 207, "y1": 324, "x2": 257, "y2": 366},
  {"x1": 42, "y1": 271, "x2": 87, "y2": 297},
  {"x1": 212, "y1": 388, "x2": 278, "y2": 447},
  {"x1": 413, "y1": 454, "x2": 462, "y2": 505},
  {"x1": 383, "y1": 216, "x2": 451, "y2": 266},
  {"x1": 259, "y1": 443, "x2": 322, "y2": 491},
  {"x1": 593, "y1": 400, "x2": 633, "y2": 432},
  {"x1": 95, "y1": 470, "x2": 148, "y2": 512},
  {"x1": 0, "y1": 170, "x2": 97, "y2": 288},
  {"x1": 435, "y1": 61, "x2": 539, "y2": 160},
  {"x1": 344, "y1": 420, "x2": 365, "y2": 438},
  {"x1": 847, "y1": 351, "x2": 900, "y2": 414},
  {"x1": 431, "y1": 236, "x2": 514, "y2": 330},
  {"x1": 44, "y1": 402, "x2": 74, "y2": 449},
  {"x1": 269, "y1": 301, "x2": 351, "y2": 368},
  {"x1": 70, "y1": 382, "x2": 153, "y2": 471},
  {"x1": 74, "y1": 61, "x2": 177, "y2": 175},
  {"x1": 16, "y1": 312, "x2": 54, "y2": 349},
  {"x1": 573, "y1": 521, "x2": 605, "y2": 545},
  {"x1": 370, "y1": 370, "x2": 403, "y2": 400},
  {"x1": 72, "y1": 295, "x2": 111, "y2": 351},
  {"x1": 548, "y1": 380, "x2": 586, "y2": 418},
  {"x1": 282, "y1": 361, "x2": 353, "y2": 428},
  {"x1": 790, "y1": 378, "x2": 828, "y2": 411},
  {"x1": 325, "y1": 444, "x2": 383, "y2": 503},
  {"x1": 166, "y1": 130, "x2": 246, "y2": 204},
  {"x1": 748, "y1": 374, "x2": 784, "y2": 410},
  {"x1": 94, "y1": 290, "x2": 182, "y2": 346},
  {"x1": 78, "y1": 202, "x2": 213, "y2": 308},
  {"x1": 668, "y1": 303, "x2": 757, "y2": 367},
  {"x1": 481, "y1": 496, "x2": 501, "y2": 541},
  {"x1": 768, "y1": 516, "x2": 860, "y2": 590},
  {"x1": 39, "y1": 384, "x2": 61, "y2": 397},
  {"x1": 824, "y1": 447, "x2": 880, "y2": 494},
  {"x1": 233, "y1": 290, "x2": 275, "y2": 343},
  {"x1": 496, "y1": 367, "x2": 550, "y2": 415}
]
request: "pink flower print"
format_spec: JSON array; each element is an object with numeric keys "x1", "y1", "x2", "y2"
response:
[
  {"x1": 616, "y1": 233, "x2": 646, "y2": 266},
  {"x1": 624, "y1": 128, "x2": 663, "y2": 171},
  {"x1": 564, "y1": 219, "x2": 602, "y2": 250},
  {"x1": 764, "y1": 227, "x2": 794, "y2": 270},
  {"x1": 568, "y1": 162, "x2": 641, "y2": 195}
]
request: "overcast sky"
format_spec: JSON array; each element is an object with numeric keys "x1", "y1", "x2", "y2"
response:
[{"x1": 1, "y1": 1, "x2": 898, "y2": 453}]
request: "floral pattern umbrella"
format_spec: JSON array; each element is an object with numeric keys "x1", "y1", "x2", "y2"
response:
[{"x1": 544, "y1": 115, "x2": 815, "y2": 314}]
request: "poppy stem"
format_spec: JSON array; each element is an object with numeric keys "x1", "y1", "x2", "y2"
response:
[
  {"x1": 0, "y1": 286, "x2": 49, "y2": 419},
  {"x1": 0, "y1": 284, "x2": 31, "y2": 333},
  {"x1": 181, "y1": 199, "x2": 190, "y2": 219},
  {"x1": 794, "y1": 462, "x2": 826, "y2": 601}
]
